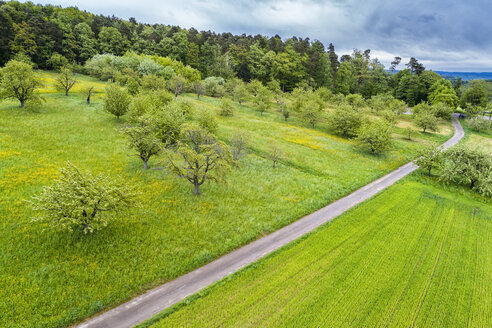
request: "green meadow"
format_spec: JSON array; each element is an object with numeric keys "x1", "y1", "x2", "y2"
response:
[{"x1": 0, "y1": 71, "x2": 453, "y2": 327}]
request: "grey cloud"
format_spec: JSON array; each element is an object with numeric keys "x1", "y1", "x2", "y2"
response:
[{"x1": 18, "y1": 0, "x2": 492, "y2": 71}]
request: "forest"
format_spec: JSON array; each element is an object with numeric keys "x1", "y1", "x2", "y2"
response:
[{"x1": 0, "y1": 0, "x2": 490, "y2": 112}]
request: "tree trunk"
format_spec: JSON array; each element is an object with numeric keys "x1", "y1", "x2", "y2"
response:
[
  {"x1": 194, "y1": 183, "x2": 200, "y2": 195},
  {"x1": 428, "y1": 167, "x2": 432, "y2": 176},
  {"x1": 83, "y1": 222, "x2": 90, "y2": 233},
  {"x1": 20, "y1": 99, "x2": 24, "y2": 108},
  {"x1": 116, "y1": 116, "x2": 120, "y2": 122},
  {"x1": 143, "y1": 158, "x2": 148, "y2": 170},
  {"x1": 65, "y1": 89, "x2": 69, "y2": 96}
]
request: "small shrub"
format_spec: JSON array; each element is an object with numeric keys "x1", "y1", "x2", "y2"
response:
[
  {"x1": 197, "y1": 110, "x2": 218, "y2": 134},
  {"x1": 219, "y1": 98, "x2": 234, "y2": 116},
  {"x1": 403, "y1": 127, "x2": 415, "y2": 140},
  {"x1": 468, "y1": 116, "x2": 491, "y2": 132}
]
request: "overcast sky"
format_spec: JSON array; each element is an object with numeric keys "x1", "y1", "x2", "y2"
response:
[{"x1": 20, "y1": 0, "x2": 492, "y2": 71}]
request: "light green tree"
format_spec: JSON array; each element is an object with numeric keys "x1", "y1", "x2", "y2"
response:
[
  {"x1": 0, "y1": 60, "x2": 42, "y2": 108},
  {"x1": 461, "y1": 80, "x2": 488, "y2": 108},
  {"x1": 121, "y1": 115, "x2": 161, "y2": 169},
  {"x1": 301, "y1": 100, "x2": 322, "y2": 128},
  {"x1": 31, "y1": 162, "x2": 139, "y2": 234},
  {"x1": 167, "y1": 125, "x2": 233, "y2": 195},
  {"x1": 356, "y1": 122, "x2": 392, "y2": 154},
  {"x1": 98, "y1": 27, "x2": 129, "y2": 56},
  {"x1": 253, "y1": 85, "x2": 271, "y2": 115},
  {"x1": 414, "y1": 111, "x2": 438, "y2": 133},
  {"x1": 428, "y1": 80, "x2": 458, "y2": 108},
  {"x1": 192, "y1": 80, "x2": 205, "y2": 99},
  {"x1": 9, "y1": 22, "x2": 37, "y2": 56},
  {"x1": 388, "y1": 99, "x2": 407, "y2": 115},
  {"x1": 440, "y1": 146, "x2": 492, "y2": 192},
  {"x1": 141, "y1": 74, "x2": 167, "y2": 91},
  {"x1": 197, "y1": 110, "x2": 218, "y2": 134},
  {"x1": 467, "y1": 116, "x2": 491, "y2": 133},
  {"x1": 233, "y1": 83, "x2": 249, "y2": 104},
  {"x1": 219, "y1": 97, "x2": 234, "y2": 116},
  {"x1": 104, "y1": 84, "x2": 131, "y2": 122},
  {"x1": 432, "y1": 102, "x2": 453, "y2": 120},
  {"x1": 47, "y1": 53, "x2": 69, "y2": 70},
  {"x1": 267, "y1": 79, "x2": 282, "y2": 104},
  {"x1": 126, "y1": 77, "x2": 140, "y2": 96}
]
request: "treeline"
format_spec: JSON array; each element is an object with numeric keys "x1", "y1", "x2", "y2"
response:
[{"x1": 0, "y1": 0, "x2": 490, "y2": 110}]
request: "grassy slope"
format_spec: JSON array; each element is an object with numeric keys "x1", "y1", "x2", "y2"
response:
[
  {"x1": 461, "y1": 118, "x2": 492, "y2": 152},
  {"x1": 148, "y1": 176, "x2": 492, "y2": 328},
  {"x1": 0, "y1": 71, "x2": 452, "y2": 327}
]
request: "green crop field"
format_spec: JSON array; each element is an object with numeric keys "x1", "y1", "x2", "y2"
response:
[
  {"x1": 0, "y1": 71, "x2": 452, "y2": 327},
  {"x1": 147, "y1": 176, "x2": 492, "y2": 328}
]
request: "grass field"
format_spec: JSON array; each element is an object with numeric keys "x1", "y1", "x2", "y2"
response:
[
  {"x1": 0, "y1": 71, "x2": 453, "y2": 327},
  {"x1": 461, "y1": 118, "x2": 492, "y2": 152},
  {"x1": 146, "y1": 176, "x2": 492, "y2": 327}
]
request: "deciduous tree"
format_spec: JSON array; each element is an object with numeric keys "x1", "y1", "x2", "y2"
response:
[
  {"x1": 56, "y1": 67, "x2": 78, "y2": 96},
  {"x1": 328, "y1": 105, "x2": 363, "y2": 137},
  {"x1": 415, "y1": 145, "x2": 443, "y2": 176},
  {"x1": 414, "y1": 111, "x2": 438, "y2": 133},
  {"x1": 104, "y1": 84, "x2": 131, "y2": 121},
  {"x1": 192, "y1": 80, "x2": 205, "y2": 99},
  {"x1": 356, "y1": 122, "x2": 392, "y2": 154},
  {"x1": 31, "y1": 162, "x2": 139, "y2": 234},
  {"x1": 440, "y1": 146, "x2": 492, "y2": 191},
  {"x1": 0, "y1": 60, "x2": 42, "y2": 108},
  {"x1": 269, "y1": 146, "x2": 282, "y2": 168},
  {"x1": 121, "y1": 115, "x2": 161, "y2": 169},
  {"x1": 168, "y1": 75, "x2": 187, "y2": 99},
  {"x1": 231, "y1": 133, "x2": 248, "y2": 163},
  {"x1": 167, "y1": 125, "x2": 233, "y2": 195},
  {"x1": 219, "y1": 97, "x2": 234, "y2": 116}
]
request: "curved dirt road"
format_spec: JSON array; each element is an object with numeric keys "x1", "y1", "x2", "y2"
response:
[{"x1": 76, "y1": 119, "x2": 464, "y2": 328}]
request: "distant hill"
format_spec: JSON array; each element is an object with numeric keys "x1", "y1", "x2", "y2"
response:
[{"x1": 435, "y1": 71, "x2": 492, "y2": 81}]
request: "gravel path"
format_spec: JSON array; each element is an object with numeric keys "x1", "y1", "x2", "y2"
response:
[{"x1": 76, "y1": 119, "x2": 464, "y2": 328}]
